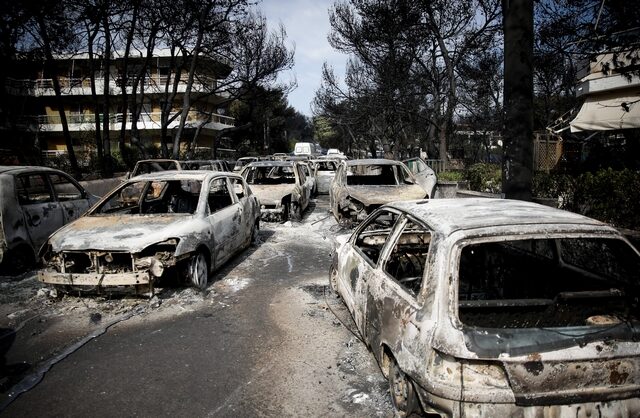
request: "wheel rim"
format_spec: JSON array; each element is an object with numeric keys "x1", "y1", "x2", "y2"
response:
[
  {"x1": 191, "y1": 253, "x2": 207, "y2": 289},
  {"x1": 329, "y1": 266, "x2": 338, "y2": 291}
]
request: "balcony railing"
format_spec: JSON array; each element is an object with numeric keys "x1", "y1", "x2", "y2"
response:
[
  {"x1": 21, "y1": 111, "x2": 235, "y2": 131},
  {"x1": 5, "y1": 76, "x2": 222, "y2": 96}
]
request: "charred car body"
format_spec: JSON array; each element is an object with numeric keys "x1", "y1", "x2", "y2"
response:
[
  {"x1": 39, "y1": 171, "x2": 259, "y2": 293},
  {"x1": 329, "y1": 159, "x2": 428, "y2": 224},
  {"x1": 241, "y1": 161, "x2": 312, "y2": 222},
  {"x1": 331, "y1": 198, "x2": 640, "y2": 417},
  {"x1": 0, "y1": 166, "x2": 98, "y2": 273}
]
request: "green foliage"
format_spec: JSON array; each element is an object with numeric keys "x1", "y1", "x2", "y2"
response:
[
  {"x1": 465, "y1": 163, "x2": 502, "y2": 193},
  {"x1": 533, "y1": 169, "x2": 640, "y2": 230},
  {"x1": 438, "y1": 170, "x2": 465, "y2": 181}
]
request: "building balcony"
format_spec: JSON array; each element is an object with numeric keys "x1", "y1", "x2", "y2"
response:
[
  {"x1": 20, "y1": 111, "x2": 235, "y2": 133},
  {"x1": 5, "y1": 76, "x2": 229, "y2": 98}
]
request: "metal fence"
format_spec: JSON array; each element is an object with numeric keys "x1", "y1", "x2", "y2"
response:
[{"x1": 534, "y1": 134, "x2": 563, "y2": 172}]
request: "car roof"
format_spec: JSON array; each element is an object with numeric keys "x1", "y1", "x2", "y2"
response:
[
  {"x1": 246, "y1": 161, "x2": 294, "y2": 167},
  {"x1": 345, "y1": 158, "x2": 401, "y2": 166},
  {"x1": 387, "y1": 198, "x2": 611, "y2": 236},
  {"x1": 127, "y1": 170, "x2": 241, "y2": 182},
  {"x1": 0, "y1": 165, "x2": 65, "y2": 175},
  {"x1": 135, "y1": 159, "x2": 179, "y2": 164}
]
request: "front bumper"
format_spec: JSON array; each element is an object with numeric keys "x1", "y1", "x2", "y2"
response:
[{"x1": 38, "y1": 270, "x2": 151, "y2": 286}]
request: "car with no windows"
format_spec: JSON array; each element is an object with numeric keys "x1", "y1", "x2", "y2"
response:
[
  {"x1": 330, "y1": 198, "x2": 640, "y2": 417},
  {"x1": 241, "y1": 161, "x2": 312, "y2": 222},
  {"x1": 39, "y1": 171, "x2": 259, "y2": 294},
  {"x1": 0, "y1": 166, "x2": 98, "y2": 273},
  {"x1": 329, "y1": 159, "x2": 428, "y2": 224}
]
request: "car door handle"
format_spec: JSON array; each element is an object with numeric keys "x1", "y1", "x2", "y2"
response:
[{"x1": 30, "y1": 214, "x2": 41, "y2": 226}]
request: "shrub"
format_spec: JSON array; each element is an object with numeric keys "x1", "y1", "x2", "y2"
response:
[
  {"x1": 438, "y1": 170, "x2": 465, "y2": 181},
  {"x1": 466, "y1": 163, "x2": 502, "y2": 193},
  {"x1": 533, "y1": 168, "x2": 640, "y2": 230}
]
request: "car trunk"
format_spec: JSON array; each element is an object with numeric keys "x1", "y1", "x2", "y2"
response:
[{"x1": 500, "y1": 353, "x2": 640, "y2": 405}]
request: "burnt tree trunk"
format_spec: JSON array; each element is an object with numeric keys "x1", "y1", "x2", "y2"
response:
[{"x1": 502, "y1": 0, "x2": 534, "y2": 200}]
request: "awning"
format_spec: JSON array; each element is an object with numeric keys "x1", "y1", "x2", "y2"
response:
[{"x1": 570, "y1": 90, "x2": 640, "y2": 132}]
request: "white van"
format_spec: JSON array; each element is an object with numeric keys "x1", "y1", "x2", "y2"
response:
[{"x1": 294, "y1": 142, "x2": 315, "y2": 156}]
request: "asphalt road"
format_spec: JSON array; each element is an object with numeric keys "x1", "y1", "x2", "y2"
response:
[{"x1": 2, "y1": 196, "x2": 393, "y2": 417}]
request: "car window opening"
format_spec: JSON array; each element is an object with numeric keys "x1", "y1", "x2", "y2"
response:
[
  {"x1": 244, "y1": 166, "x2": 296, "y2": 185},
  {"x1": 458, "y1": 237, "x2": 640, "y2": 329},
  {"x1": 384, "y1": 220, "x2": 431, "y2": 297},
  {"x1": 94, "y1": 180, "x2": 201, "y2": 215},
  {"x1": 354, "y1": 211, "x2": 399, "y2": 266},
  {"x1": 346, "y1": 165, "x2": 398, "y2": 186}
]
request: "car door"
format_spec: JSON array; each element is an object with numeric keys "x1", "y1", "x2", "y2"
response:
[
  {"x1": 294, "y1": 165, "x2": 310, "y2": 210},
  {"x1": 206, "y1": 176, "x2": 243, "y2": 267},
  {"x1": 229, "y1": 176, "x2": 254, "y2": 242},
  {"x1": 48, "y1": 172, "x2": 92, "y2": 223},
  {"x1": 339, "y1": 209, "x2": 401, "y2": 337},
  {"x1": 370, "y1": 216, "x2": 435, "y2": 362},
  {"x1": 15, "y1": 172, "x2": 65, "y2": 251}
]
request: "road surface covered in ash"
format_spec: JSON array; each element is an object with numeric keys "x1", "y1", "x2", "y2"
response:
[{"x1": 1, "y1": 196, "x2": 393, "y2": 417}]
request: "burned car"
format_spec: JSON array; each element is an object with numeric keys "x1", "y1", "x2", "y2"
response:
[
  {"x1": 310, "y1": 159, "x2": 338, "y2": 194},
  {"x1": 330, "y1": 198, "x2": 640, "y2": 417},
  {"x1": 241, "y1": 161, "x2": 312, "y2": 222},
  {"x1": 329, "y1": 159, "x2": 428, "y2": 223},
  {"x1": 0, "y1": 166, "x2": 98, "y2": 273},
  {"x1": 39, "y1": 171, "x2": 259, "y2": 293}
]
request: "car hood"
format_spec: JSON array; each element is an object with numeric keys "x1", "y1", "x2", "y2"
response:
[
  {"x1": 249, "y1": 184, "x2": 296, "y2": 205},
  {"x1": 345, "y1": 185, "x2": 426, "y2": 206},
  {"x1": 48, "y1": 215, "x2": 195, "y2": 252}
]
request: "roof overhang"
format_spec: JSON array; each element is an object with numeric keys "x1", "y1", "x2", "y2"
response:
[{"x1": 570, "y1": 90, "x2": 640, "y2": 132}]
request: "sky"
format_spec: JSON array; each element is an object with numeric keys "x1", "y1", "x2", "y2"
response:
[{"x1": 260, "y1": 0, "x2": 348, "y2": 117}]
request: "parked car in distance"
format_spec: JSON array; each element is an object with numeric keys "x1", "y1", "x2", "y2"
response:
[
  {"x1": 0, "y1": 166, "x2": 99, "y2": 273},
  {"x1": 326, "y1": 148, "x2": 347, "y2": 160},
  {"x1": 128, "y1": 159, "x2": 182, "y2": 179},
  {"x1": 331, "y1": 198, "x2": 640, "y2": 417},
  {"x1": 233, "y1": 157, "x2": 259, "y2": 172},
  {"x1": 310, "y1": 159, "x2": 338, "y2": 194},
  {"x1": 330, "y1": 159, "x2": 429, "y2": 223},
  {"x1": 403, "y1": 157, "x2": 437, "y2": 198},
  {"x1": 241, "y1": 161, "x2": 312, "y2": 222},
  {"x1": 181, "y1": 159, "x2": 230, "y2": 172},
  {"x1": 272, "y1": 153, "x2": 288, "y2": 161},
  {"x1": 38, "y1": 171, "x2": 259, "y2": 293}
]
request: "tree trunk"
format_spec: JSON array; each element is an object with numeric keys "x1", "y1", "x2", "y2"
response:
[
  {"x1": 102, "y1": 13, "x2": 112, "y2": 176},
  {"x1": 502, "y1": 0, "x2": 534, "y2": 200},
  {"x1": 118, "y1": 1, "x2": 140, "y2": 157},
  {"x1": 86, "y1": 26, "x2": 103, "y2": 177},
  {"x1": 37, "y1": 16, "x2": 80, "y2": 178}
]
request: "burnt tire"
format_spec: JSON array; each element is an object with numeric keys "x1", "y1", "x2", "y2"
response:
[
  {"x1": 250, "y1": 220, "x2": 259, "y2": 246},
  {"x1": 187, "y1": 251, "x2": 208, "y2": 290},
  {"x1": 388, "y1": 356, "x2": 420, "y2": 417}
]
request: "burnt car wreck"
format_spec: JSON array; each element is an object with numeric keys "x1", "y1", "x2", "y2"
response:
[
  {"x1": 331, "y1": 198, "x2": 640, "y2": 417},
  {"x1": 38, "y1": 171, "x2": 260, "y2": 294},
  {"x1": 241, "y1": 161, "x2": 312, "y2": 222},
  {"x1": 329, "y1": 159, "x2": 429, "y2": 224}
]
